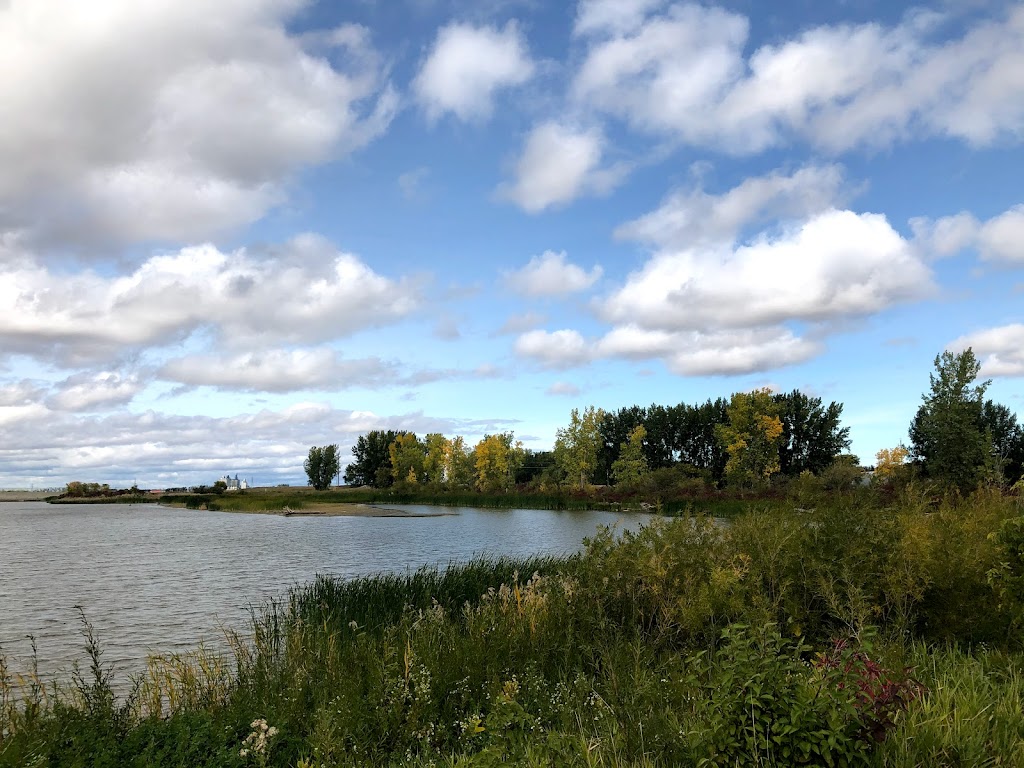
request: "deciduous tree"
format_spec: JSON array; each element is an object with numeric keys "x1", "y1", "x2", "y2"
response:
[
  {"x1": 555, "y1": 406, "x2": 605, "y2": 489},
  {"x1": 305, "y1": 444, "x2": 339, "y2": 491},
  {"x1": 344, "y1": 430, "x2": 402, "y2": 487},
  {"x1": 611, "y1": 424, "x2": 649, "y2": 487},
  {"x1": 473, "y1": 433, "x2": 523, "y2": 493},
  {"x1": 716, "y1": 389, "x2": 784, "y2": 488},
  {"x1": 909, "y1": 349, "x2": 993, "y2": 492}
]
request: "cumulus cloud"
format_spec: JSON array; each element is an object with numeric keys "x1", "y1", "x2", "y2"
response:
[
  {"x1": 616, "y1": 165, "x2": 847, "y2": 249},
  {"x1": 46, "y1": 371, "x2": 143, "y2": 411},
  {"x1": 601, "y1": 209, "x2": 932, "y2": 331},
  {"x1": 0, "y1": 235, "x2": 422, "y2": 366},
  {"x1": 0, "y1": 1, "x2": 397, "y2": 244},
  {"x1": 493, "y1": 311, "x2": 547, "y2": 335},
  {"x1": 0, "y1": 400, "x2": 523, "y2": 488},
  {"x1": 497, "y1": 122, "x2": 625, "y2": 212},
  {"x1": 574, "y1": 0, "x2": 666, "y2": 37},
  {"x1": 912, "y1": 204, "x2": 1024, "y2": 262},
  {"x1": 160, "y1": 349, "x2": 401, "y2": 393},
  {"x1": 505, "y1": 250, "x2": 603, "y2": 296},
  {"x1": 514, "y1": 329, "x2": 591, "y2": 369},
  {"x1": 414, "y1": 21, "x2": 534, "y2": 121},
  {"x1": 949, "y1": 324, "x2": 1024, "y2": 377},
  {"x1": 571, "y1": 3, "x2": 1024, "y2": 153}
]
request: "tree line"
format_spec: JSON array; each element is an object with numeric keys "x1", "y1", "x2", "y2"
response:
[{"x1": 306, "y1": 388, "x2": 856, "y2": 493}]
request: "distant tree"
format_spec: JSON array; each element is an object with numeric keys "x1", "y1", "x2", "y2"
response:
[
  {"x1": 981, "y1": 400, "x2": 1024, "y2": 485},
  {"x1": 555, "y1": 406, "x2": 605, "y2": 489},
  {"x1": 473, "y1": 433, "x2": 524, "y2": 493},
  {"x1": 717, "y1": 389, "x2": 785, "y2": 488},
  {"x1": 305, "y1": 445, "x2": 340, "y2": 491},
  {"x1": 515, "y1": 449, "x2": 557, "y2": 485},
  {"x1": 909, "y1": 349, "x2": 993, "y2": 492},
  {"x1": 445, "y1": 436, "x2": 475, "y2": 489},
  {"x1": 390, "y1": 433, "x2": 426, "y2": 484},
  {"x1": 874, "y1": 446, "x2": 910, "y2": 485},
  {"x1": 611, "y1": 424, "x2": 649, "y2": 487},
  {"x1": 774, "y1": 390, "x2": 851, "y2": 476},
  {"x1": 423, "y1": 433, "x2": 450, "y2": 486},
  {"x1": 344, "y1": 430, "x2": 402, "y2": 487}
]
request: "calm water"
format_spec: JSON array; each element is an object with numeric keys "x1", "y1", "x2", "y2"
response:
[{"x1": 0, "y1": 502, "x2": 651, "y2": 681}]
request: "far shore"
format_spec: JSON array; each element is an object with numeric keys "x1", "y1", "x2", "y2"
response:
[{"x1": 188, "y1": 501, "x2": 455, "y2": 518}]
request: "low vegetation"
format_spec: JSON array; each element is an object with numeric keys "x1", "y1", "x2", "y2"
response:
[{"x1": 4, "y1": 488, "x2": 1024, "y2": 766}]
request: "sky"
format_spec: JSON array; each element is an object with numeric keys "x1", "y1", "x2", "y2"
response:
[{"x1": 1, "y1": 0, "x2": 1022, "y2": 489}]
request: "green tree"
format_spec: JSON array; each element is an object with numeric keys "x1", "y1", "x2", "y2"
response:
[
  {"x1": 774, "y1": 390, "x2": 851, "y2": 476},
  {"x1": 555, "y1": 406, "x2": 605, "y2": 490},
  {"x1": 716, "y1": 389, "x2": 785, "y2": 488},
  {"x1": 304, "y1": 444, "x2": 339, "y2": 491},
  {"x1": 423, "y1": 433, "x2": 450, "y2": 486},
  {"x1": 389, "y1": 433, "x2": 426, "y2": 484},
  {"x1": 611, "y1": 424, "x2": 649, "y2": 487},
  {"x1": 445, "y1": 435, "x2": 475, "y2": 489},
  {"x1": 344, "y1": 430, "x2": 402, "y2": 487},
  {"x1": 981, "y1": 400, "x2": 1024, "y2": 484},
  {"x1": 909, "y1": 349, "x2": 993, "y2": 492}
]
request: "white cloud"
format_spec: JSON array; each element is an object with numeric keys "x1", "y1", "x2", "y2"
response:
[
  {"x1": 0, "y1": 235, "x2": 422, "y2": 365},
  {"x1": 514, "y1": 329, "x2": 591, "y2": 368},
  {"x1": 602, "y1": 209, "x2": 932, "y2": 332},
  {"x1": 498, "y1": 122, "x2": 624, "y2": 212},
  {"x1": 414, "y1": 21, "x2": 534, "y2": 122},
  {"x1": 46, "y1": 371, "x2": 143, "y2": 411},
  {"x1": 595, "y1": 325, "x2": 819, "y2": 376},
  {"x1": 0, "y1": 2, "x2": 397, "y2": 244},
  {"x1": 505, "y1": 250, "x2": 603, "y2": 296},
  {"x1": 616, "y1": 165, "x2": 846, "y2": 249},
  {"x1": 494, "y1": 311, "x2": 547, "y2": 335},
  {"x1": 949, "y1": 324, "x2": 1024, "y2": 377},
  {"x1": 574, "y1": 0, "x2": 666, "y2": 37},
  {"x1": 571, "y1": 3, "x2": 1024, "y2": 154},
  {"x1": 0, "y1": 401, "x2": 522, "y2": 488},
  {"x1": 912, "y1": 204, "x2": 1024, "y2": 262},
  {"x1": 160, "y1": 349, "x2": 400, "y2": 393},
  {"x1": 546, "y1": 381, "x2": 582, "y2": 396}
]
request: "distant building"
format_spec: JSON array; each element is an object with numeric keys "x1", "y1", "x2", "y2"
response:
[{"x1": 218, "y1": 474, "x2": 250, "y2": 491}]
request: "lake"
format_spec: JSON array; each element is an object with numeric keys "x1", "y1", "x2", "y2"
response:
[{"x1": 0, "y1": 501, "x2": 651, "y2": 683}]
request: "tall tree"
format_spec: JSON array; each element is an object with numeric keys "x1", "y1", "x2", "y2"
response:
[
  {"x1": 305, "y1": 444, "x2": 339, "y2": 491},
  {"x1": 716, "y1": 389, "x2": 785, "y2": 488},
  {"x1": 909, "y1": 348, "x2": 993, "y2": 492},
  {"x1": 981, "y1": 400, "x2": 1024, "y2": 484},
  {"x1": 473, "y1": 433, "x2": 523, "y2": 493},
  {"x1": 423, "y1": 433, "x2": 450, "y2": 486},
  {"x1": 611, "y1": 424, "x2": 649, "y2": 487},
  {"x1": 555, "y1": 406, "x2": 605, "y2": 489},
  {"x1": 445, "y1": 435, "x2": 476, "y2": 489},
  {"x1": 775, "y1": 390, "x2": 851, "y2": 476},
  {"x1": 344, "y1": 430, "x2": 402, "y2": 487},
  {"x1": 390, "y1": 433, "x2": 426, "y2": 484}
]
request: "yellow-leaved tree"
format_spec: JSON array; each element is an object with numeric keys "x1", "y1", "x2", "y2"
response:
[
  {"x1": 473, "y1": 433, "x2": 524, "y2": 493},
  {"x1": 389, "y1": 433, "x2": 426, "y2": 484},
  {"x1": 874, "y1": 445, "x2": 910, "y2": 485},
  {"x1": 554, "y1": 406, "x2": 606, "y2": 490},
  {"x1": 716, "y1": 388, "x2": 784, "y2": 488}
]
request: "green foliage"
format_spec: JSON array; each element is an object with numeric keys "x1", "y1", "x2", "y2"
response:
[
  {"x1": 910, "y1": 348, "x2": 994, "y2": 493},
  {"x1": 775, "y1": 390, "x2": 851, "y2": 476},
  {"x1": 389, "y1": 433, "x2": 426, "y2": 485},
  {"x1": 472, "y1": 433, "x2": 523, "y2": 493},
  {"x1": 344, "y1": 430, "x2": 403, "y2": 487},
  {"x1": 303, "y1": 444, "x2": 339, "y2": 491},
  {"x1": 717, "y1": 389, "x2": 785, "y2": 488},
  {"x1": 611, "y1": 424, "x2": 649, "y2": 488},
  {"x1": 554, "y1": 406, "x2": 605, "y2": 489}
]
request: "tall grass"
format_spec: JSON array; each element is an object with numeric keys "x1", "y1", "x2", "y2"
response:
[{"x1": 4, "y1": 490, "x2": 1024, "y2": 766}]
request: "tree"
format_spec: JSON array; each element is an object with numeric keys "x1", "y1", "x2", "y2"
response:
[
  {"x1": 981, "y1": 400, "x2": 1024, "y2": 485},
  {"x1": 445, "y1": 436, "x2": 475, "y2": 489},
  {"x1": 555, "y1": 406, "x2": 605, "y2": 489},
  {"x1": 716, "y1": 389, "x2": 785, "y2": 488},
  {"x1": 305, "y1": 445, "x2": 339, "y2": 491},
  {"x1": 909, "y1": 349, "x2": 993, "y2": 492},
  {"x1": 874, "y1": 446, "x2": 910, "y2": 485},
  {"x1": 423, "y1": 433, "x2": 450, "y2": 486},
  {"x1": 344, "y1": 430, "x2": 402, "y2": 487},
  {"x1": 473, "y1": 433, "x2": 524, "y2": 493},
  {"x1": 774, "y1": 390, "x2": 851, "y2": 476},
  {"x1": 390, "y1": 433, "x2": 426, "y2": 484},
  {"x1": 611, "y1": 424, "x2": 649, "y2": 487}
]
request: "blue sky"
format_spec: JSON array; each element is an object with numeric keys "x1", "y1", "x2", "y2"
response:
[{"x1": 1, "y1": 0, "x2": 1022, "y2": 488}]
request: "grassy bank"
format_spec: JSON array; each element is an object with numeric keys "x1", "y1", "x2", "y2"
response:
[{"x1": 4, "y1": 490, "x2": 1024, "y2": 766}]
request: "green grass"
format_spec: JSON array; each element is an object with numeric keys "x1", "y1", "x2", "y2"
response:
[{"x1": 5, "y1": 490, "x2": 1024, "y2": 766}]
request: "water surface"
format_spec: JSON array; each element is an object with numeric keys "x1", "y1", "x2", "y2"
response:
[{"x1": 0, "y1": 502, "x2": 650, "y2": 681}]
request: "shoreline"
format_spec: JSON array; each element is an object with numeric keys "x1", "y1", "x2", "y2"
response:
[{"x1": 211, "y1": 502, "x2": 456, "y2": 518}]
